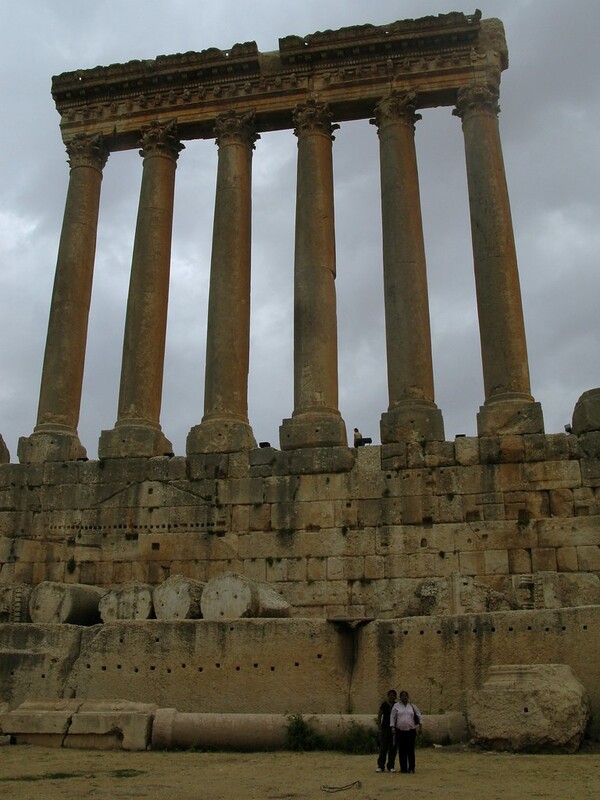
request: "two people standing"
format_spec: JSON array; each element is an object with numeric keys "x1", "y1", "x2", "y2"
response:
[{"x1": 376, "y1": 689, "x2": 422, "y2": 774}]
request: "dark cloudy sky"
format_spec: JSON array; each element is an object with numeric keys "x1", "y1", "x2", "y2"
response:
[{"x1": 1, "y1": 0, "x2": 598, "y2": 460}]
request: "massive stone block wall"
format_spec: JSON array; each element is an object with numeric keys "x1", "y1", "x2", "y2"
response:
[
  {"x1": 2, "y1": 608, "x2": 600, "y2": 738},
  {"x1": 1, "y1": 432, "x2": 599, "y2": 618}
]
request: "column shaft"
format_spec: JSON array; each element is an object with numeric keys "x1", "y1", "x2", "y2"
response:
[
  {"x1": 373, "y1": 94, "x2": 444, "y2": 444},
  {"x1": 279, "y1": 100, "x2": 347, "y2": 449},
  {"x1": 187, "y1": 111, "x2": 257, "y2": 453},
  {"x1": 455, "y1": 84, "x2": 543, "y2": 435},
  {"x1": 18, "y1": 134, "x2": 108, "y2": 463},
  {"x1": 99, "y1": 120, "x2": 183, "y2": 458}
]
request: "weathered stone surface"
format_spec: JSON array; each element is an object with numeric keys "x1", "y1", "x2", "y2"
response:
[
  {"x1": 2, "y1": 608, "x2": 600, "y2": 740},
  {"x1": 0, "y1": 699, "x2": 81, "y2": 746},
  {"x1": 467, "y1": 664, "x2": 590, "y2": 752},
  {"x1": 407, "y1": 575, "x2": 511, "y2": 616},
  {"x1": 29, "y1": 581, "x2": 104, "y2": 625},
  {"x1": 98, "y1": 425, "x2": 173, "y2": 460},
  {"x1": 0, "y1": 698, "x2": 156, "y2": 750},
  {"x1": 275, "y1": 446, "x2": 355, "y2": 475},
  {"x1": 152, "y1": 574, "x2": 205, "y2": 620},
  {"x1": 0, "y1": 435, "x2": 9, "y2": 464},
  {"x1": 478, "y1": 400, "x2": 544, "y2": 437},
  {"x1": 98, "y1": 582, "x2": 154, "y2": 622},
  {"x1": 0, "y1": 624, "x2": 85, "y2": 708},
  {"x1": 201, "y1": 572, "x2": 290, "y2": 620},
  {"x1": 2, "y1": 433, "x2": 599, "y2": 618},
  {"x1": 66, "y1": 619, "x2": 347, "y2": 714},
  {"x1": 65, "y1": 699, "x2": 156, "y2": 750},
  {"x1": 18, "y1": 431, "x2": 86, "y2": 463},
  {"x1": 572, "y1": 388, "x2": 600, "y2": 434},
  {"x1": 0, "y1": 583, "x2": 32, "y2": 622},
  {"x1": 578, "y1": 431, "x2": 600, "y2": 458},
  {"x1": 533, "y1": 572, "x2": 600, "y2": 609}
]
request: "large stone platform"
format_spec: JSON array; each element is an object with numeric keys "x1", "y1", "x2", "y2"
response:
[
  {"x1": 1, "y1": 433, "x2": 599, "y2": 617},
  {"x1": 1, "y1": 607, "x2": 599, "y2": 739}
]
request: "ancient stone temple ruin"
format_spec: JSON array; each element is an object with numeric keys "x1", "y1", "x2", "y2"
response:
[{"x1": 1, "y1": 11, "x2": 599, "y2": 750}]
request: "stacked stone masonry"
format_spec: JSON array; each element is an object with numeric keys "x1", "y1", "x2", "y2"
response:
[{"x1": 2, "y1": 433, "x2": 599, "y2": 618}]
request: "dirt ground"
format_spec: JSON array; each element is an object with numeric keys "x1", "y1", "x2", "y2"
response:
[{"x1": 1, "y1": 743, "x2": 599, "y2": 799}]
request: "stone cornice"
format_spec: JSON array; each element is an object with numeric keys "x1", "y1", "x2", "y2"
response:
[
  {"x1": 279, "y1": 10, "x2": 482, "y2": 66},
  {"x1": 50, "y1": 13, "x2": 506, "y2": 149}
]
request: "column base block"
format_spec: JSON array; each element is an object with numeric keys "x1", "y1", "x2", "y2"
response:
[
  {"x1": 98, "y1": 424, "x2": 173, "y2": 459},
  {"x1": 279, "y1": 414, "x2": 347, "y2": 450},
  {"x1": 380, "y1": 402, "x2": 445, "y2": 444},
  {"x1": 17, "y1": 430, "x2": 86, "y2": 463},
  {"x1": 477, "y1": 397, "x2": 544, "y2": 437},
  {"x1": 186, "y1": 418, "x2": 257, "y2": 454}
]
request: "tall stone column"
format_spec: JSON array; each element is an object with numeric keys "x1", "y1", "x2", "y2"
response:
[
  {"x1": 187, "y1": 111, "x2": 258, "y2": 454},
  {"x1": 372, "y1": 93, "x2": 444, "y2": 444},
  {"x1": 99, "y1": 120, "x2": 183, "y2": 458},
  {"x1": 454, "y1": 84, "x2": 543, "y2": 435},
  {"x1": 18, "y1": 134, "x2": 108, "y2": 463},
  {"x1": 279, "y1": 100, "x2": 347, "y2": 449}
]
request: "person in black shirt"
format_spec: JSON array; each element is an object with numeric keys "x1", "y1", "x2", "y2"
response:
[{"x1": 376, "y1": 689, "x2": 397, "y2": 772}]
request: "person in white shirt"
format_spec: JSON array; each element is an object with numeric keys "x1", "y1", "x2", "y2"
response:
[{"x1": 390, "y1": 689, "x2": 422, "y2": 774}]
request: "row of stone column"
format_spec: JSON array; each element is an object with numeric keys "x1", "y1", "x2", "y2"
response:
[{"x1": 17, "y1": 84, "x2": 543, "y2": 463}]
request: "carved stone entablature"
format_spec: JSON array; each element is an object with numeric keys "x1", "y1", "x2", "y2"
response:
[
  {"x1": 371, "y1": 91, "x2": 422, "y2": 132},
  {"x1": 453, "y1": 82, "x2": 501, "y2": 121},
  {"x1": 279, "y1": 10, "x2": 482, "y2": 67},
  {"x1": 139, "y1": 120, "x2": 185, "y2": 161},
  {"x1": 293, "y1": 100, "x2": 339, "y2": 140},
  {"x1": 50, "y1": 14, "x2": 506, "y2": 146},
  {"x1": 214, "y1": 110, "x2": 259, "y2": 149},
  {"x1": 52, "y1": 41, "x2": 261, "y2": 105},
  {"x1": 65, "y1": 132, "x2": 109, "y2": 171}
]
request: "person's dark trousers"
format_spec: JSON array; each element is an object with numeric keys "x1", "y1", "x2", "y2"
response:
[
  {"x1": 377, "y1": 727, "x2": 396, "y2": 771},
  {"x1": 396, "y1": 729, "x2": 417, "y2": 773}
]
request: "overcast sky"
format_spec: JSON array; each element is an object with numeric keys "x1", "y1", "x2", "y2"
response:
[{"x1": 1, "y1": 0, "x2": 598, "y2": 460}]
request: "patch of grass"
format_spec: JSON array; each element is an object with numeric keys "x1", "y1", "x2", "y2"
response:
[
  {"x1": 110, "y1": 769, "x2": 145, "y2": 778},
  {"x1": 1, "y1": 768, "x2": 146, "y2": 784},
  {"x1": 1, "y1": 771, "x2": 90, "y2": 782}
]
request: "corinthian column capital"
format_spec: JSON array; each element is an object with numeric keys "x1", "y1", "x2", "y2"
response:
[
  {"x1": 214, "y1": 110, "x2": 259, "y2": 148},
  {"x1": 293, "y1": 99, "x2": 339, "y2": 140},
  {"x1": 139, "y1": 119, "x2": 185, "y2": 161},
  {"x1": 66, "y1": 132, "x2": 109, "y2": 172},
  {"x1": 453, "y1": 83, "x2": 500, "y2": 120},
  {"x1": 371, "y1": 91, "x2": 422, "y2": 132}
]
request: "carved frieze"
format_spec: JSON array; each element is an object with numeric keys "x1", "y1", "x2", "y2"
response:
[
  {"x1": 279, "y1": 10, "x2": 481, "y2": 67},
  {"x1": 51, "y1": 14, "x2": 506, "y2": 146}
]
